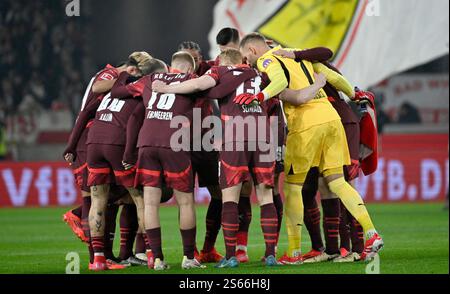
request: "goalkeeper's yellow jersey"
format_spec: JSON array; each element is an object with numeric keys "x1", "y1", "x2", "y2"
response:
[{"x1": 257, "y1": 46, "x2": 341, "y2": 133}]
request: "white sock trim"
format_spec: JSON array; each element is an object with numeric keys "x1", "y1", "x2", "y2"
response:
[{"x1": 236, "y1": 245, "x2": 247, "y2": 252}]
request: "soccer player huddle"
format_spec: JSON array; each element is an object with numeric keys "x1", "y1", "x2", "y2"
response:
[{"x1": 62, "y1": 27, "x2": 384, "y2": 271}]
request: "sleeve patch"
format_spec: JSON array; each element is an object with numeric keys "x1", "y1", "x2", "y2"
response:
[
  {"x1": 262, "y1": 59, "x2": 273, "y2": 69},
  {"x1": 99, "y1": 72, "x2": 115, "y2": 81}
]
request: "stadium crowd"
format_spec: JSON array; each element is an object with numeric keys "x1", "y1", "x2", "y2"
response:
[{"x1": 0, "y1": 0, "x2": 89, "y2": 115}]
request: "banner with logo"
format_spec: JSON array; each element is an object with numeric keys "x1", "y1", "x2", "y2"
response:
[
  {"x1": 0, "y1": 134, "x2": 448, "y2": 207},
  {"x1": 371, "y1": 74, "x2": 449, "y2": 124},
  {"x1": 0, "y1": 162, "x2": 80, "y2": 207},
  {"x1": 209, "y1": 0, "x2": 449, "y2": 89}
]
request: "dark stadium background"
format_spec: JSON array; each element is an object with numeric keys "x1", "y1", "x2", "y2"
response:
[{"x1": 90, "y1": 0, "x2": 219, "y2": 67}]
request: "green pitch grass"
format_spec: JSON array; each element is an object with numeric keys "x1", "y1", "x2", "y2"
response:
[{"x1": 0, "y1": 203, "x2": 448, "y2": 274}]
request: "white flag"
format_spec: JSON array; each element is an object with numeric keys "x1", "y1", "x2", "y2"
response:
[{"x1": 209, "y1": 0, "x2": 449, "y2": 89}]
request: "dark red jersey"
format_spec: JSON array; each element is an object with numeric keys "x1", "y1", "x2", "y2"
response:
[
  {"x1": 80, "y1": 65, "x2": 120, "y2": 111},
  {"x1": 206, "y1": 65, "x2": 270, "y2": 143},
  {"x1": 86, "y1": 93, "x2": 142, "y2": 146},
  {"x1": 122, "y1": 73, "x2": 198, "y2": 149},
  {"x1": 73, "y1": 65, "x2": 120, "y2": 152},
  {"x1": 321, "y1": 62, "x2": 358, "y2": 124}
]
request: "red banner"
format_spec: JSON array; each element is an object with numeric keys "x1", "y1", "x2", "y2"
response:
[
  {"x1": 0, "y1": 162, "x2": 81, "y2": 207},
  {"x1": 354, "y1": 134, "x2": 449, "y2": 202},
  {"x1": 0, "y1": 134, "x2": 448, "y2": 207}
]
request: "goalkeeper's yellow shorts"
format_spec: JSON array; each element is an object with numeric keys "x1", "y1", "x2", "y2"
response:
[{"x1": 285, "y1": 119, "x2": 351, "y2": 184}]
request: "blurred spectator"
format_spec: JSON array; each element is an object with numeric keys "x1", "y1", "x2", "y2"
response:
[
  {"x1": 397, "y1": 102, "x2": 422, "y2": 124},
  {"x1": 374, "y1": 92, "x2": 392, "y2": 134},
  {"x1": 0, "y1": 104, "x2": 7, "y2": 160},
  {"x1": 0, "y1": 0, "x2": 90, "y2": 115}
]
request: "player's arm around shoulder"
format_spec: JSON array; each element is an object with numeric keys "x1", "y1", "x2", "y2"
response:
[
  {"x1": 152, "y1": 70, "x2": 218, "y2": 94},
  {"x1": 279, "y1": 73, "x2": 327, "y2": 106},
  {"x1": 313, "y1": 63, "x2": 355, "y2": 99},
  {"x1": 92, "y1": 68, "x2": 120, "y2": 94},
  {"x1": 257, "y1": 55, "x2": 289, "y2": 100}
]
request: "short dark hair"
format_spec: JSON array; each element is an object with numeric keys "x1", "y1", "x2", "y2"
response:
[
  {"x1": 240, "y1": 32, "x2": 266, "y2": 49},
  {"x1": 178, "y1": 41, "x2": 202, "y2": 54},
  {"x1": 216, "y1": 27, "x2": 240, "y2": 46}
]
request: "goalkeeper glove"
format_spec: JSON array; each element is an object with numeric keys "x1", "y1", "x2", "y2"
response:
[
  {"x1": 233, "y1": 92, "x2": 266, "y2": 105},
  {"x1": 354, "y1": 87, "x2": 375, "y2": 108}
]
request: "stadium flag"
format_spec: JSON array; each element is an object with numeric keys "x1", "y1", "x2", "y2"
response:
[{"x1": 209, "y1": 0, "x2": 450, "y2": 89}]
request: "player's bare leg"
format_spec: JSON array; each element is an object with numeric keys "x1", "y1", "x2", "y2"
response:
[
  {"x1": 255, "y1": 183, "x2": 279, "y2": 266},
  {"x1": 216, "y1": 183, "x2": 241, "y2": 268},
  {"x1": 236, "y1": 180, "x2": 253, "y2": 263},
  {"x1": 324, "y1": 171, "x2": 383, "y2": 261},
  {"x1": 89, "y1": 184, "x2": 110, "y2": 271},
  {"x1": 127, "y1": 188, "x2": 145, "y2": 236},
  {"x1": 174, "y1": 190, "x2": 205, "y2": 269},
  {"x1": 143, "y1": 186, "x2": 165, "y2": 270}
]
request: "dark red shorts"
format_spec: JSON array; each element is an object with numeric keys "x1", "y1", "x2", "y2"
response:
[
  {"x1": 109, "y1": 185, "x2": 131, "y2": 203},
  {"x1": 219, "y1": 141, "x2": 275, "y2": 189},
  {"x1": 86, "y1": 144, "x2": 135, "y2": 187},
  {"x1": 135, "y1": 147, "x2": 193, "y2": 193},
  {"x1": 191, "y1": 150, "x2": 219, "y2": 187},
  {"x1": 343, "y1": 122, "x2": 361, "y2": 181},
  {"x1": 71, "y1": 150, "x2": 89, "y2": 193}
]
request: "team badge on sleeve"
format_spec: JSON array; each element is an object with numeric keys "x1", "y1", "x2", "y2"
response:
[
  {"x1": 99, "y1": 72, "x2": 115, "y2": 81},
  {"x1": 262, "y1": 59, "x2": 273, "y2": 69}
]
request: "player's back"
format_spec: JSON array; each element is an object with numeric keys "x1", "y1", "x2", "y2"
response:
[
  {"x1": 138, "y1": 72, "x2": 197, "y2": 149},
  {"x1": 209, "y1": 66, "x2": 271, "y2": 143},
  {"x1": 75, "y1": 65, "x2": 120, "y2": 151},
  {"x1": 87, "y1": 93, "x2": 141, "y2": 146},
  {"x1": 80, "y1": 65, "x2": 119, "y2": 112},
  {"x1": 213, "y1": 66, "x2": 267, "y2": 118}
]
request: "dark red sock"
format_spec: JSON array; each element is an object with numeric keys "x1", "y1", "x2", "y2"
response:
[
  {"x1": 350, "y1": 216, "x2": 364, "y2": 254},
  {"x1": 92, "y1": 236, "x2": 104, "y2": 254},
  {"x1": 303, "y1": 191, "x2": 324, "y2": 251},
  {"x1": 222, "y1": 202, "x2": 239, "y2": 259},
  {"x1": 81, "y1": 197, "x2": 94, "y2": 263},
  {"x1": 144, "y1": 233, "x2": 151, "y2": 250},
  {"x1": 180, "y1": 227, "x2": 196, "y2": 259},
  {"x1": 71, "y1": 205, "x2": 82, "y2": 218},
  {"x1": 237, "y1": 196, "x2": 252, "y2": 247},
  {"x1": 322, "y1": 199, "x2": 340, "y2": 255},
  {"x1": 146, "y1": 228, "x2": 163, "y2": 260},
  {"x1": 339, "y1": 202, "x2": 351, "y2": 251},
  {"x1": 103, "y1": 204, "x2": 119, "y2": 260},
  {"x1": 272, "y1": 193, "x2": 283, "y2": 244},
  {"x1": 119, "y1": 204, "x2": 138, "y2": 260},
  {"x1": 260, "y1": 204, "x2": 278, "y2": 257},
  {"x1": 135, "y1": 233, "x2": 146, "y2": 254},
  {"x1": 203, "y1": 198, "x2": 222, "y2": 252}
]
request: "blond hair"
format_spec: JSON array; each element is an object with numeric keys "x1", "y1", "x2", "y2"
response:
[
  {"x1": 171, "y1": 51, "x2": 195, "y2": 69},
  {"x1": 140, "y1": 58, "x2": 168, "y2": 75},
  {"x1": 219, "y1": 48, "x2": 243, "y2": 66},
  {"x1": 128, "y1": 51, "x2": 153, "y2": 73}
]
